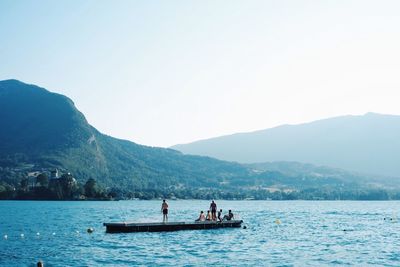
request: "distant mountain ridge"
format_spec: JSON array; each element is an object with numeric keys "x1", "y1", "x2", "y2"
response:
[{"x1": 172, "y1": 113, "x2": 400, "y2": 177}]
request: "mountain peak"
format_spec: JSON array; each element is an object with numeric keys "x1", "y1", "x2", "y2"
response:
[
  {"x1": 0, "y1": 79, "x2": 50, "y2": 94},
  {"x1": 0, "y1": 78, "x2": 22, "y2": 84},
  {"x1": 0, "y1": 79, "x2": 35, "y2": 87}
]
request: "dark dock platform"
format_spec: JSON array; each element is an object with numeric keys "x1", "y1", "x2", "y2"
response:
[{"x1": 103, "y1": 220, "x2": 243, "y2": 233}]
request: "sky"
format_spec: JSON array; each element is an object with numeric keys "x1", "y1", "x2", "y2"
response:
[{"x1": 1, "y1": 0, "x2": 400, "y2": 147}]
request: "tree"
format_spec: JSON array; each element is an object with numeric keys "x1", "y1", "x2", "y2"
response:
[
  {"x1": 48, "y1": 173, "x2": 79, "y2": 200},
  {"x1": 36, "y1": 173, "x2": 49, "y2": 187},
  {"x1": 0, "y1": 182, "x2": 15, "y2": 199},
  {"x1": 84, "y1": 178, "x2": 98, "y2": 198},
  {"x1": 20, "y1": 178, "x2": 29, "y2": 191},
  {"x1": 59, "y1": 173, "x2": 78, "y2": 199}
]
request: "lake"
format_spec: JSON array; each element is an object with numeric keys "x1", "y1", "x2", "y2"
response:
[{"x1": 0, "y1": 200, "x2": 400, "y2": 266}]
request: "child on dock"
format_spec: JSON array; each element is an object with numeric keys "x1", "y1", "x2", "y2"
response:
[
  {"x1": 217, "y1": 209, "x2": 223, "y2": 222},
  {"x1": 206, "y1": 210, "x2": 212, "y2": 221}
]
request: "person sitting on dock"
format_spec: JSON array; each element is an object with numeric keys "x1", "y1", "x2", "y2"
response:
[
  {"x1": 210, "y1": 200, "x2": 217, "y2": 221},
  {"x1": 217, "y1": 209, "x2": 223, "y2": 222},
  {"x1": 161, "y1": 199, "x2": 169, "y2": 222},
  {"x1": 206, "y1": 210, "x2": 212, "y2": 221},
  {"x1": 223, "y1": 210, "x2": 234, "y2": 221},
  {"x1": 195, "y1": 211, "x2": 206, "y2": 222}
]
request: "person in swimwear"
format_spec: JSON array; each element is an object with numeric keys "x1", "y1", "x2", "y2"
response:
[
  {"x1": 206, "y1": 210, "x2": 212, "y2": 221},
  {"x1": 161, "y1": 199, "x2": 169, "y2": 222},
  {"x1": 195, "y1": 211, "x2": 206, "y2": 222},
  {"x1": 217, "y1": 209, "x2": 223, "y2": 222},
  {"x1": 210, "y1": 200, "x2": 217, "y2": 221},
  {"x1": 223, "y1": 209, "x2": 234, "y2": 221}
]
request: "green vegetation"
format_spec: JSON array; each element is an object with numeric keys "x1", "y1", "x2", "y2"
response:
[
  {"x1": 2, "y1": 170, "x2": 400, "y2": 200},
  {"x1": 0, "y1": 173, "x2": 109, "y2": 200},
  {"x1": 1, "y1": 79, "x2": 400, "y2": 201}
]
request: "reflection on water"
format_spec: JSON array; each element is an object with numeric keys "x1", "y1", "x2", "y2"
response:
[{"x1": 1, "y1": 200, "x2": 400, "y2": 266}]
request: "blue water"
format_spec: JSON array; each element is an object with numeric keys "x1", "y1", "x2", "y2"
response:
[{"x1": 1, "y1": 200, "x2": 400, "y2": 266}]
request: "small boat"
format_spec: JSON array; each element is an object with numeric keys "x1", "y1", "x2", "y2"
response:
[{"x1": 103, "y1": 220, "x2": 243, "y2": 233}]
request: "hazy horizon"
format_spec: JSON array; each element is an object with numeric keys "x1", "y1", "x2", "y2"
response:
[{"x1": 2, "y1": 0, "x2": 400, "y2": 147}]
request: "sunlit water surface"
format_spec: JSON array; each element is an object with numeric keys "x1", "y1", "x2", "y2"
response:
[{"x1": 1, "y1": 200, "x2": 400, "y2": 266}]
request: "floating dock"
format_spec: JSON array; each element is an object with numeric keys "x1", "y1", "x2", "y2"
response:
[{"x1": 103, "y1": 220, "x2": 243, "y2": 233}]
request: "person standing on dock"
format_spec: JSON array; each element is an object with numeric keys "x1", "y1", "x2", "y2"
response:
[
  {"x1": 161, "y1": 199, "x2": 169, "y2": 222},
  {"x1": 210, "y1": 200, "x2": 217, "y2": 221}
]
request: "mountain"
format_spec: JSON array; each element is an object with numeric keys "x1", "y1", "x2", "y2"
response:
[
  {"x1": 1, "y1": 79, "x2": 398, "y2": 200},
  {"x1": 172, "y1": 113, "x2": 400, "y2": 177},
  {"x1": 0, "y1": 79, "x2": 250, "y2": 192}
]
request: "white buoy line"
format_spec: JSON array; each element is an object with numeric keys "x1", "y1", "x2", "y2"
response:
[{"x1": 2, "y1": 228, "x2": 96, "y2": 240}]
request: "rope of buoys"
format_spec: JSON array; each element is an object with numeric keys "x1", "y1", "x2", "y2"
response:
[{"x1": 1, "y1": 227, "x2": 96, "y2": 240}]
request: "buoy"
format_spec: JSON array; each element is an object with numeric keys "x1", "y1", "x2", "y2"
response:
[
  {"x1": 87, "y1": 227, "x2": 94, "y2": 234},
  {"x1": 4, "y1": 235, "x2": 7, "y2": 240},
  {"x1": 20, "y1": 233, "x2": 24, "y2": 238},
  {"x1": 384, "y1": 217, "x2": 396, "y2": 222},
  {"x1": 52, "y1": 232, "x2": 56, "y2": 236},
  {"x1": 36, "y1": 232, "x2": 40, "y2": 236},
  {"x1": 275, "y1": 219, "x2": 281, "y2": 225}
]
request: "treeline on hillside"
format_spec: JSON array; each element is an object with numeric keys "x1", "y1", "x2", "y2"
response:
[
  {"x1": 1, "y1": 169, "x2": 400, "y2": 200},
  {"x1": 2, "y1": 178, "x2": 400, "y2": 200},
  {"x1": 0, "y1": 173, "x2": 110, "y2": 200},
  {"x1": 119, "y1": 187, "x2": 400, "y2": 200}
]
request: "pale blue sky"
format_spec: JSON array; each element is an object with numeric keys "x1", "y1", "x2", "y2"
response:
[{"x1": 1, "y1": 0, "x2": 400, "y2": 147}]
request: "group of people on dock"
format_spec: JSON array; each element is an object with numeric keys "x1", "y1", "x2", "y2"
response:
[
  {"x1": 195, "y1": 200, "x2": 234, "y2": 222},
  {"x1": 161, "y1": 199, "x2": 234, "y2": 223}
]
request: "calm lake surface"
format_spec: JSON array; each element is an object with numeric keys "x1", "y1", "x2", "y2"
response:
[{"x1": 1, "y1": 200, "x2": 400, "y2": 266}]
